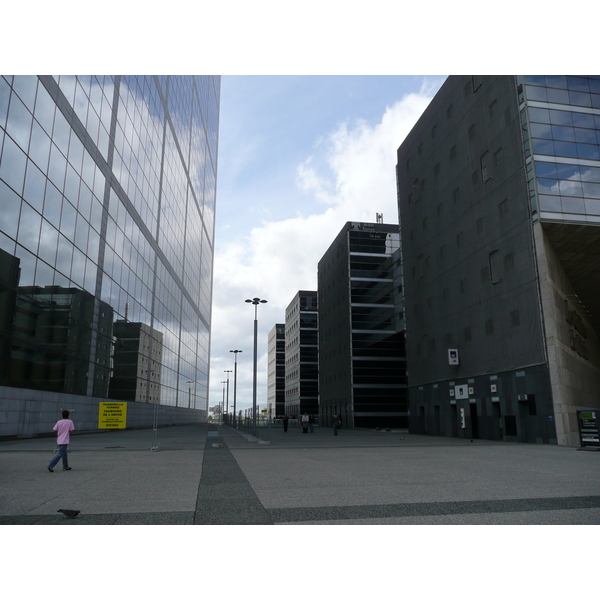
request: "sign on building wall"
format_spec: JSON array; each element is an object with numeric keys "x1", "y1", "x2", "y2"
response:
[
  {"x1": 455, "y1": 384, "x2": 469, "y2": 400},
  {"x1": 448, "y1": 349, "x2": 459, "y2": 365},
  {"x1": 98, "y1": 402, "x2": 127, "y2": 429}
]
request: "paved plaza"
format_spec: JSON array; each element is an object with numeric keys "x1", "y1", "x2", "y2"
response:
[{"x1": 1, "y1": 422, "x2": 599, "y2": 525}]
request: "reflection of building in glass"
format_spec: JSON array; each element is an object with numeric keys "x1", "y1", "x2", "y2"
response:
[
  {"x1": 110, "y1": 321, "x2": 163, "y2": 403},
  {"x1": 0, "y1": 75, "x2": 219, "y2": 434},
  {"x1": 267, "y1": 323, "x2": 285, "y2": 418},
  {"x1": 12, "y1": 286, "x2": 113, "y2": 397},
  {"x1": 396, "y1": 75, "x2": 600, "y2": 446},
  {"x1": 318, "y1": 222, "x2": 406, "y2": 429},
  {"x1": 284, "y1": 291, "x2": 319, "y2": 417},
  {"x1": 0, "y1": 248, "x2": 20, "y2": 383}
]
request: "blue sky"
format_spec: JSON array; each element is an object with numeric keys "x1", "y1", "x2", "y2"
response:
[{"x1": 210, "y1": 75, "x2": 447, "y2": 414}]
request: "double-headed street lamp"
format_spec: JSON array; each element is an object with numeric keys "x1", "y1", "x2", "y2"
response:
[
  {"x1": 245, "y1": 297, "x2": 267, "y2": 436},
  {"x1": 230, "y1": 350, "x2": 242, "y2": 427}
]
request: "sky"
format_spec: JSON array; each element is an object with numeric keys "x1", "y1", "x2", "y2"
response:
[{"x1": 209, "y1": 75, "x2": 446, "y2": 414}]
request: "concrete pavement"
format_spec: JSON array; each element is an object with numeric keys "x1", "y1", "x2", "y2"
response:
[{"x1": 1, "y1": 422, "x2": 599, "y2": 524}]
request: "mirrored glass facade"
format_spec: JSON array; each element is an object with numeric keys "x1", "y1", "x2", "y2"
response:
[
  {"x1": 0, "y1": 75, "x2": 219, "y2": 411},
  {"x1": 520, "y1": 75, "x2": 600, "y2": 222}
]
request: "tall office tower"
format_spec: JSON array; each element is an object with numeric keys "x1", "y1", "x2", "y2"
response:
[
  {"x1": 267, "y1": 323, "x2": 285, "y2": 418},
  {"x1": 284, "y1": 291, "x2": 319, "y2": 417},
  {"x1": 0, "y1": 75, "x2": 219, "y2": 437},
  {"x1": 396, "y1": 75, "x2": 600, "y2": 446},
  {"x1": 318, "y1": 222, "x2": 407, "y2": 429}
]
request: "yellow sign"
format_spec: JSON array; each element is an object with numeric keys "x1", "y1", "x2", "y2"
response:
[{"x1": 98, "y1": 402, "x2": 127, "y2": 429}]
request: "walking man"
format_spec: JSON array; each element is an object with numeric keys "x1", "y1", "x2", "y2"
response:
[
  {"x1": 47, "y1": 410, "x2": 75, "y2": 472},
  {"x1": 332, "y1": 413, "x2": 340, "y2": 436}
]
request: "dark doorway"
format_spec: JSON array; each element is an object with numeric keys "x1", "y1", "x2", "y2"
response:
[
  {"x1": 450, "y1": 404, "x2": 458, "y2": 436},
  {"x1": 469, "y1": 402, "x2": 479, "y2": 439},
  {"x1": 492, "y1": 402, "x2": 503, "y2": 440}
]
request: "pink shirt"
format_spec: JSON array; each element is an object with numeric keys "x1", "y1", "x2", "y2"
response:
[{"x1": 53, "y1": 419, "x2": 74, "y2": 445}]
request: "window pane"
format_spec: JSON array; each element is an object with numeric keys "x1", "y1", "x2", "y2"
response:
[
  {"x1": 528, "y1": 107, "x2": 550, "y2": 123},
  {"x1": 547, "y1": 88, "x2": 570, "y2": 104},
  {"x1": 532, "y1": 138, "x2": 554, "y2": 155},
  {"x1": 23, "y1": 160, "x2": 47, "y2": 212},
  {"x1": 545, "y1": 75, "x2": 568, "y2": 89},
  {"x1": 526, "y1": 85, "x2": 547, "y2": 101},
  {"x1": 551, "y1": 125, "x2": 575, "y2": 142},
  {"x1": 6, "y1": 93, "x2": 33, "y2": 151},
  {"x1": 553, "y1": 141, "x2": 578, "y2": 158},
  {"x1": 561, "y1": 196, "x2": 585, "y2": 213},
  {"x1": 17, "y1": 201, "x2": 42, "y2": 250},
  {"x1": 574, "y1": 128, "x2": 597, "y2": 144},
  {"x1": 538, "y1": 195, "x2": 561, "y2": 211},
  {"x1": 0, "y1": 178, "x2": 22, "y2": 239},
  {"x1": 559, "y1": 179, "x2": 583, "y2": 197},
  {"x1": 557, "y1": 163, "x2": 581, "y2": 180},
  {"x1": 577, "y1": 144, "x2": 600, "y2": 160},
  {"x1": 549, "y1": 110, "x2": 573, "y2": 126},
  {"x1": 572, "y1": 112, "x2": 595, "y2": 128},
  {"x1": 583, "y1": 182, "x2": 600, "y2": 198},
  {"x1": 531, "y1": 123, "x2": 552, "y2": 139},
  {"x1": 0, "y1": 133, "x2": 27, "y2": 193},
  {"x1": 580, "y1": 166, "x2": 600, "y2": 183},
  {"x1": 537, "y1": 179, "x2": 560, "y2": 195}
]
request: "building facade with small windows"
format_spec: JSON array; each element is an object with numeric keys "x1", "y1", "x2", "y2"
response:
[
  {"x1": 318, "y1": 222, "x2": 407, "y2": 429},
  {"x1": 396, "y1": 75, "x2": 600, "y2": 446},
  {"x1": 267, "y1": 323, "x2": 285, "y2": 418},
  {"x1": 0, "y1": 75, "x2": 219, "y2": 437},
  {"x1": 284, "y1": 291, "x2": 319, "y2": 418}
]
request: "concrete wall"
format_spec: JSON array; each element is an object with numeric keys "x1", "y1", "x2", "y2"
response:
[
  {"x1": 0, "y1": 385, "x2": 206, "y2": 439},
  {"x1": 533, "y1": 222, "x2": 600, "y2": 446}
]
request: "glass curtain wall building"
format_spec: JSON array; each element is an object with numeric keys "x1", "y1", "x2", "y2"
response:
[
  {"x1": 0, "y1": 75, "x2": 219, "y2": 436},
  {"x1": 396, "y1": 75, "x2": 600, "y2": 445},
  {"x1": 318, "y1": 222, "x2": 407, "y2": 429},
  {"x1": 284, "y1": 291, "x2": 319, "y2": 418},
  {"x1": 267, "y1": 323, "x2": 285, "y2": 419}
]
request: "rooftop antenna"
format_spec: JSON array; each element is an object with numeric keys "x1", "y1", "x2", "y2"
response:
[{"x1": 376, "y1": 213, "x2": 383, "y2": 223}]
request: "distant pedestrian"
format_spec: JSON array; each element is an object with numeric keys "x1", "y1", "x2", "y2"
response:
[
  {"x1": 332, "y1": 413, "x2": 341, "y2": 436},
  {"x1": 47, "y1": 410, "x2": 74, "y2": 472},
  {"x1": 301, "y1": 413, "x2": 309, "y2": 434},
  {"x1": 308, "y1": 414, "x2": 315, "y2": 434},
  {"x1": 282, "y1": 415, "x2": 289, "y2": 433}
]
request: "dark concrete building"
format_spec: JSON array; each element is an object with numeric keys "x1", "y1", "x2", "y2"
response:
[
  {"x1": 396, "y1": 75, "x2": 600, "y2": 445},
  {"x1": 267, "y1": 323, "x2": 285, "y2": 418},
  {"x1": 318, "y1": 222, "x2": 407, "y2": 429},
  {"x1": 284, "y1": 291, "x2": 319, "y2": 417}
]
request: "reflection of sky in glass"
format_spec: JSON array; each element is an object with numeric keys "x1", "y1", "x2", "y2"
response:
[{"x1": 527, "y1": 76, "x2": 600, "y2": 218}]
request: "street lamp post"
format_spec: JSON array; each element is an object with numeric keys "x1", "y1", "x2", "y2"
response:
[
  {"x1": 187, "y1": 380, "x2": 193, "y2": 409},
  {"x1": 224, "y1": 370, "x2": 232, "y2": 424},
  {"x1": 230, "y1": 350, "x2": 242, "y2": 428},
  {"x1": 221, "y1": 381, "x2": 227, "y2": 424},
  {"x1": 245, "y1": 297, "x2": 267, "y2": 437}
]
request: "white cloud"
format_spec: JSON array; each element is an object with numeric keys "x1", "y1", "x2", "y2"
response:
[{"x1": 209, "y1": 84, "x2": 439, "y2": 412}]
